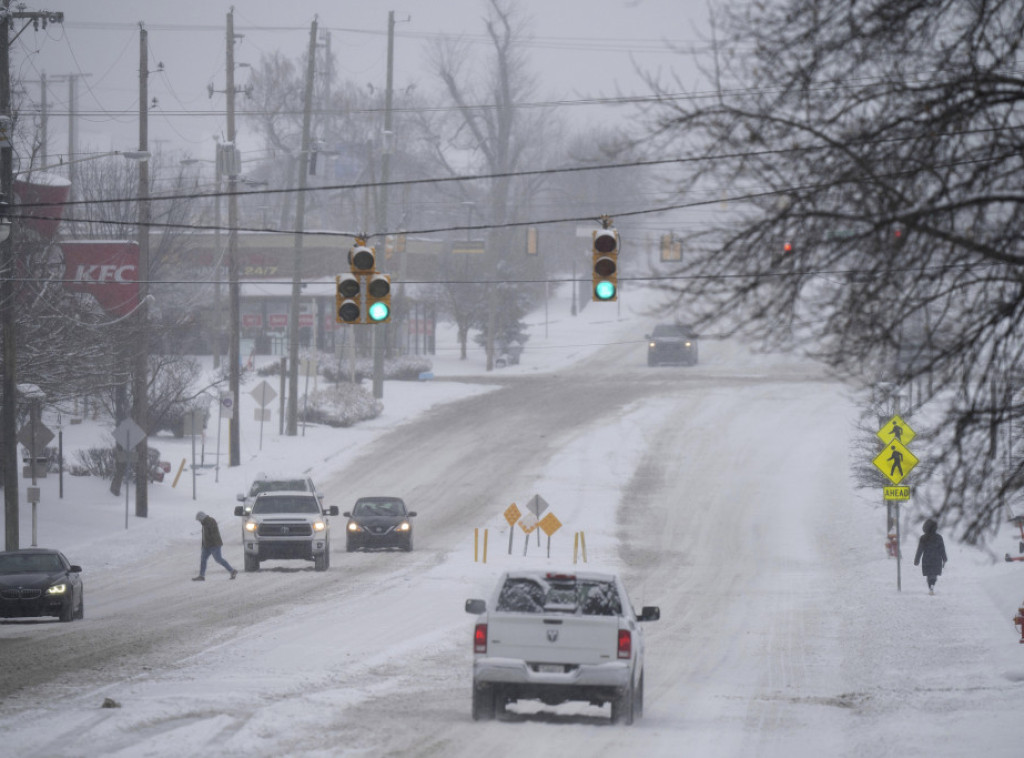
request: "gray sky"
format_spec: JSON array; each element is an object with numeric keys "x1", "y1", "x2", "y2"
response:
[{"x1": 17, "y1": 0, "x2": 708, "y2": 163}]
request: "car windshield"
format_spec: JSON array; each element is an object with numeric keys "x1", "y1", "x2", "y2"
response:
[
  {"x1": 251, "y1": 496, "x2": 321, "y2": 515},
  {"x1": 652, "y1": 324, "x2": 694, "y2": 338},
  {"x1": 249, "y1": 479, "x2": 309, "y2": 497},
  {"x1": 353, "y1": 500, "x2": 406, "y2": 518},
  {"x1": 496, "y1": 577, "x2": 622, "y2": 616},
  {"x1": 0, "y1": 553, "x2": 63, "y2": 573}
]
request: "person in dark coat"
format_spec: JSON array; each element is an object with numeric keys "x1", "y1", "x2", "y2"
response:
[
  {"x1": 193, "y1": 511, "x2": 237, "y2": 581},
  {"x1": 913, "y1": 518, "x2": 947, "y2": 594}
]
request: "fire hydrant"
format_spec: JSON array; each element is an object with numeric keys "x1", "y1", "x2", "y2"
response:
[{"x1": 1014, "y1": 603, "x2": 1024, "y2": 644}]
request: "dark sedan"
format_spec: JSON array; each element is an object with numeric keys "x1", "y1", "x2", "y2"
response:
[
  {"x1": 646, "y1": 323, "x2": 699, "y2": 366},
  {"x1": 344, "y1": 497, "x2": 416, "y2": 552},
  {"x1": 0, "y1": 548, "x2": 84, "y2": 622}
]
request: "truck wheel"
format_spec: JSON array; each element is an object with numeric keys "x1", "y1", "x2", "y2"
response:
[
  {"x1": 471, "y1": 684, "x2": 496, "y2": 721},
  {"x1": 611, "y1": 682, "x2": 635, "y2": 725},
  {"x1": 244, "y1": 553, "x2": 260, "y2": 572}
]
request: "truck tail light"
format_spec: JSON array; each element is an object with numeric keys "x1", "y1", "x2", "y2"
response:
[
  {"x1": 474, "y1": 623, "x2": 488, "y2": 654},
  {"x1": 617, "y1": 629, "x2": 632, "y2": 659}
]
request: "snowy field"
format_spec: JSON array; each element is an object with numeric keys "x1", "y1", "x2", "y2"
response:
[{"x1": 1, "y1": 286, "x2": 1023, "y2": 757}]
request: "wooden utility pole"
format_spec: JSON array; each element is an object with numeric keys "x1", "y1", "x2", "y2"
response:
[
  {"x1": 372, "y1": 10, "x2": 397, "y2": 400},
  {"x1": 1, "y1": 4, "x2": 64, "y2": 550},
  {"x1": 286, "y1": 16, "x2": 317, "y2": 436},
  {"x1": 226, "y1": 9, "x2": 241, "y2": 466},
  {"x1": 133, "y1": 23, "x2": 150, "y2": 518}
]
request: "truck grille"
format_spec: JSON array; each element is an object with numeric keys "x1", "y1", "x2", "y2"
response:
[{"x1": 257, "y1": 522, "x2": 313, "y2": 537}]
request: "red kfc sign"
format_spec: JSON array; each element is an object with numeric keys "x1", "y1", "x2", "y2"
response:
[{"x1": 60, "y1": 241, "x2": 140, "y2": 317}]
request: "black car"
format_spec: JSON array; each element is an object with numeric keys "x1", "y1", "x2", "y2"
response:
[
  {"x1": 344, "y1": 497, "x2": 416, "y2": 552},
  {"x1": 646, "y1": 324, "x2": 699, "y2": 366},
  {"x1": 0, "y1": 548, "x2": 84, "y2": 622}
]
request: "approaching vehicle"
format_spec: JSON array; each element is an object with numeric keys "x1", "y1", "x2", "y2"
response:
[
  {"x1": 235, "y1": 491, "x2": 339, "y2": 572},
  {"x1": 465, "y1": 570, "x2": 660, "y2": 724},
  {"x1": 237, "y1": 473, "x2": 323, "y2": 516},
  {"x1": 344, "y1": 497, "x2": 416, "y2": 552},
  {"x1": 0, "y1": 548, "x2": 84, "y2": 623},
  {"x1": 646, "y1": 323, "x2": 699, "y2": 366}
]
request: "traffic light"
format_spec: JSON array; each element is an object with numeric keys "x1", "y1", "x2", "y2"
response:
[
  {"x1": 335, "y1": 274, "x2": 361, "y2": 324},
  {"x1": 349, "y1": 243, "x2": 376, "y2": 274},
  {"x1": 783, "y1": 241, "x2": 794, "y2": 254},
  {"x1": 592, "y1": 228, "x2": 619, "y2": 301},
  {"x1": 366, "y1": 274, "x2": 391, "y2": 323}
]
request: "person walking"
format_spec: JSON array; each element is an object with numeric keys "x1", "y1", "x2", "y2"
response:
[
  {"x1": 913, "y1": 518, "x2": 947, "y2": 594},
  {"x1": 193, "y1": 511, "x2": 238, "y2": 581}
]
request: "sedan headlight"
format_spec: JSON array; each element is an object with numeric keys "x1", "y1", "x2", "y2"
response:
[
  {"x1": 244, "y1": 520, "x2": 257, "y2": 532},
  {"x1": 397, "y1": 521, "x2": 411, "y2": 532},
  {"x1": 313, "y1": 520, "x2": 326, "y2": 532},
  {"x1": 347, "y1": 522, "x2": 363, "y2": 533},
  {"x1": 648, "y1": 341, "x2": 656, "y2": 349},
  {"x1": 47, "y1": 583, "x2": 67, "y2": 595}
]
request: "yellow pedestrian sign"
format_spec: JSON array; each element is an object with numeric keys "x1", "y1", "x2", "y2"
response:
[
  {"x1": 877, "y1": 415, "x2": 915, "y2": 447},
  {"x1": 873, "y1": 440, "x2": 918, "y2": 485}
]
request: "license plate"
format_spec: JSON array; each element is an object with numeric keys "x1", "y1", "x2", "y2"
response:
[{"x1": 537, "y1": 664, "x2": 562, "y2": 673}]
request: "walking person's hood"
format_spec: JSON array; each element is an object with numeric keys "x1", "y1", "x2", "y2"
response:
[
  {"x1": 196, "y1": 511, "x2": 207, "y2": 522},
  {"x1": 922, "y1": 518, "x2": 938, "y2": 534}
]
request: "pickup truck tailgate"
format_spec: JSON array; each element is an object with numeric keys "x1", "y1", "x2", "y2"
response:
[{"x1": 487, "y1": 613, "x2": 620, "y2": 665}]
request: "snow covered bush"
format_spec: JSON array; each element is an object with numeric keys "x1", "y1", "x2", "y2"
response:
[
  {"x1": 322, "y1": 355, "x2": 432, "y2": 383},
  {"x1": 298, "y1": 382, "x2": 383, "y2": 428}
]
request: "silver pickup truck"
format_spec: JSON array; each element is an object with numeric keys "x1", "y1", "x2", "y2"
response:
[{"x1": 465, "y1": 570, "x2": 660, "y2": 724}]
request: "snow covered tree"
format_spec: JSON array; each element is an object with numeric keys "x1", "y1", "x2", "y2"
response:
[{"x1": 637, "y1": 0, "x2": 1024, "y2": 543}]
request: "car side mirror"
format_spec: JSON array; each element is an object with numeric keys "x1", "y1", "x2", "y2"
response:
[
  {"x1": 638, "y1": 606, "x2": 661, "y2": 622},
  {"x1": 465, "y1": 598, "x2": 486, "y2": 614},
  {"x1": 644, "y1": 334, "x2": 652, "y2": 340},
  {"x1": 407, "y1": 511, "x2": 418, "y2": 518},
  {"x1": 236, "y1": 493, "x2": 245, "y2": 502},
  {"x1": 342, "y1": 511, "x2": 352, "y2": 518},
  {"x1": 326, "y1": 506, "x2": 339, "y2": 516},
  {"x1": 233, "y1": 506, "x2": 244, "y2": 517},
  {"x1": 69, "y1": 565, "x2": 82, "y2": 573}
]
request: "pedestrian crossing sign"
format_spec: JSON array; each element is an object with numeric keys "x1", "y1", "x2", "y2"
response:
[
  {"x1": 877, "y1": 415, "x2": 915, "y2": 447},
  {"x1": 873, "y1": 439, "x2": 918, "y2": 485}
]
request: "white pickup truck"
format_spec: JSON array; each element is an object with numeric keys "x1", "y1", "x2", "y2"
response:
[{"x1": 465, "y1": 569, "x2": 660, "y2": 724}]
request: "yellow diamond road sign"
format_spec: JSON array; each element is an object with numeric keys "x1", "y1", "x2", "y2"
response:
[
  {"x1": 877, "y1": 415, "x2": 915, "y2": 447},
  {"x1": 873, "y1": 440, "x2": 918, "y2": 485}
]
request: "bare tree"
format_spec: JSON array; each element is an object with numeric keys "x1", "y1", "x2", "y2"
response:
[
  {"x1": 635, "y1": 0, "x2": 1024, "y2": 543},
  {"x1": 428, "y1": 0, "x2": 553, "y2": 369}
]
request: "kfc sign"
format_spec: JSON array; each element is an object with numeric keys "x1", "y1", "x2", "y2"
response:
[{"x1": 60, "y1": 241, "x2": 140, "y2": 317}]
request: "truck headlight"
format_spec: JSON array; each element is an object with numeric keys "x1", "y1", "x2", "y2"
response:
[
  {"x1": 313, "y1": 520, "x2": 326, "y2": 532},
  {"x1": 245, "y1": 520, "x2": 257, "y2": 532}
]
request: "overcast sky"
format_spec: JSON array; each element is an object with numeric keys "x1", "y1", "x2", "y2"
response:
[{"x1": 16, "y1": 0, "x2": 708, "y2": 165}]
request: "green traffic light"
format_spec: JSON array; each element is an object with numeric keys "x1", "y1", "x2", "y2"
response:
[
  {"x1": 594, "y1": 280, "x2": 616, "y2": 301},
  {"x1": 367, "y1": 301, "x2": 391, "y2": 322}
]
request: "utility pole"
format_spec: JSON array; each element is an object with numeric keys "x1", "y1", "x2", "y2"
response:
[
  {"x1": 133, "y1": 23, "x2": 151, "y2": 518},
  {"x1": 226, "y1": 9, "x2": 241, "y2": 466},
  {"x1": 372, "y1": 10, "x2": 397, "y2": 400},
  {"x1": 47, "y1": 73, "x2": 89, "y2": 201},
  {"x1": 2, "y1": 3, "x2": 64, "y2": 550},
  {"x1": 286, "y1": 16, "x2": 317, "y2": 436}
]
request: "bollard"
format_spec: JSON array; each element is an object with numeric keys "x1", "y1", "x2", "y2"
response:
[
  {"x1": 1014, "y1": 603, "x2": 1024, "y2": 644},
  {"x1": 171, "y1": 458, "x2": 187, "y2": 488}
]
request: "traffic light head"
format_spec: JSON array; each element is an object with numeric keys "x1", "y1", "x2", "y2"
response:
[
  {"x1": 366, "y1": 274, "x2": 391, "y2": 323},
  {"x1": 592, "y1": 228, "x2": 619, "y2": 302},
  {"x1": 335, "y1": 274, "x2": 361, "y2": 324},
  {"x1": 349, "y1": 244, "x2": 376, "y2": 274}
]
